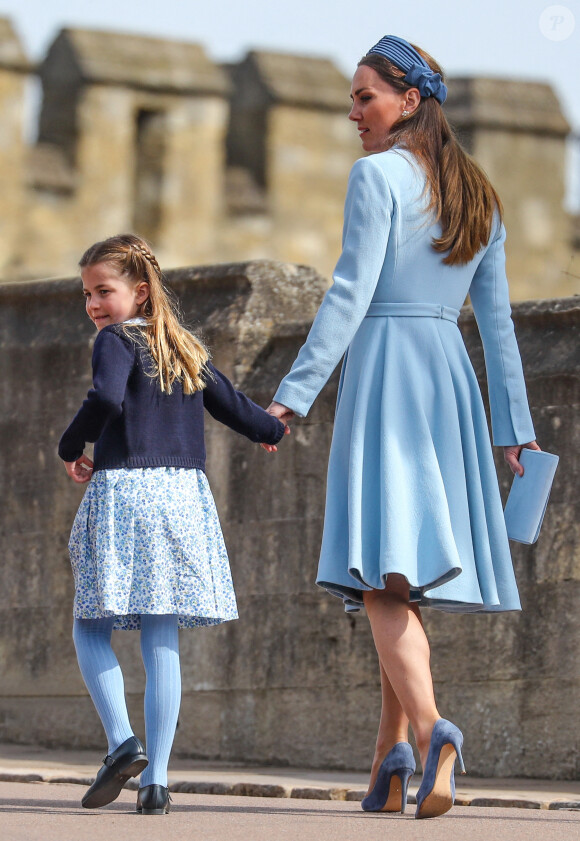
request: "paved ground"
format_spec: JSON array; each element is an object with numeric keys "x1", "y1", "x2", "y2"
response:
[
  {"x1": 1, "y1": 782, "x2": 580, "y2": 841},
  {"x1": 1, "y1": 743, "x2": 579, "y2": 809},
  {"x1": 0, "y1": 744, "x2": 578, "y2": 840}
]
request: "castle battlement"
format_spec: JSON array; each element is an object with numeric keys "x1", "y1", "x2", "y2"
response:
[{"x1": 0, "y1": 17, "x2": 576, "y2": 299}]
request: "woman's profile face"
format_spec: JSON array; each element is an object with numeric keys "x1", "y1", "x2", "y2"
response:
[{"x1": 349, "y1": 65, "x2": 408, "y2": 153}]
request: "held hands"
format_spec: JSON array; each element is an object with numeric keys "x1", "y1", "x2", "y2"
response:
[
  {"x1": 64, "y1": 454, "x2": 94, "y2": 483},
  {"x1": 503, "y1": 440, "x2": 541, "y2": 477},
  {"x1": 260, "y1": 401, "x2": 295, "y2": 453}
]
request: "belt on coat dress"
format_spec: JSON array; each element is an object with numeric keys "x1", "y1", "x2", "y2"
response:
[{"x1": 364, "y1": 302, "x2": 460, "y2": 323}]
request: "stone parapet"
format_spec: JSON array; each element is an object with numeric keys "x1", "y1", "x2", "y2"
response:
[
  {"x1": 0, "y1": 263, "x2": 578, "y2": 779},
  {"x1": 229, "y1": 50, "x2": 353, "y2": 111},
  {"x1": 0, "y1": 18, "x2": 575, "y2": 297},
  {"x1": 42, "y1": 28, "x2": 230, "y2": 95},
  {"x1": 445, "y1": 77, "x2": 570, "y2": 137},
  {"x1": 0, "y1": 18, "x2": 31, "y2": 73}
]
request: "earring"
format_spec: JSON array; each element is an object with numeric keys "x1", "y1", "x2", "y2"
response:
[{"x1": 401, "y1": 110, "x2": 410, "y2": 117}]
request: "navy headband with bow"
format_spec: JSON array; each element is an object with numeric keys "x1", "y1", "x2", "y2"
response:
[{"x1": 367, "y1": 35, "x2": 447, "y2": 105}]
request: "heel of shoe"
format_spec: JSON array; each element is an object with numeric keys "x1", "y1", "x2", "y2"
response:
[
  {"x1": 446, "y1": 723, "x2": 466, "y2": 775},
  {"x1": 121, "y1": 757, "x2": 149, "y2": 779},
  {"x1": 414, "y1": 719, "x2": 465, "y2": 820},
  {"x1": 361, "y1": 742, "x2": 416, "y2": 813},
  {"x1": 399, "y1": 768, "x2": 413, "y2": 814},
  {"x1": 141, "y1": 806, "x2": 168, "y2": 815},
  {"x1": 136, "y1": 784, "x2": 171, "y2": 815}
]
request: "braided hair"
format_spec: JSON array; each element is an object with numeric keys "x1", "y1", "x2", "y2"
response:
[{"x1": 79, "y1": 234, "x2": 209, "y2": 394}]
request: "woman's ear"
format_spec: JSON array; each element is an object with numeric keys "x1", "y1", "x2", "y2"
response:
[{"x1": 404, "y1": 88, "x2": 421, "y2": 114}]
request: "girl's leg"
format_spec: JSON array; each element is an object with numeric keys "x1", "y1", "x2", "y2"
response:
[
  {"x1": 139, "y1": 614, "x2": 181, "y2": 787},
  {"x1": 366, "y1": 662, "x2": 410, "y2": 792},
  {"x1": 72, "y1": 617, "x2": 134, "y2": 754},
  {"x1": 363, "y1": 574, "x2": 440, "y2": 770}
]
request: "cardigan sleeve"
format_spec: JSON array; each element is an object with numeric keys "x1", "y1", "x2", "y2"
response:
[
  {"x1": 203, "y1": 363, "x2": 285, "y2": 445},
  {"x1": 468, "y1": 222, "x2": 535, "y2": 446},
  {"x1": 58, "y1": 328, "x2": 135, "y2": 461},
  {"x1": 273, "y1": 156, "x2": 393, "y2": 417}
]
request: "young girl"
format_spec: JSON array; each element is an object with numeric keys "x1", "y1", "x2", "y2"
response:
[{"x1": 59, "y1": 234, "x2": 286, "y2": 815}]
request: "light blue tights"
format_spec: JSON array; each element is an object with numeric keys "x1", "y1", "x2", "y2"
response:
[{"x1": 72, "y1": 614, "x2": 181, "y2": 787}]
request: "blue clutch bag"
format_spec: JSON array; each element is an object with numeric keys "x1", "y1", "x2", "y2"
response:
[{"x1": 504, "y1": 449, "x2": 559, "y2": 544}]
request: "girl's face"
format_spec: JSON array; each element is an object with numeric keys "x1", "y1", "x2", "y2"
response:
[
  {"x1": 82, "y1": 262, "x2": 149, "y2": 331},
  {"x1": 348, "y1": 65, "x2": 410, "y2": 153}
]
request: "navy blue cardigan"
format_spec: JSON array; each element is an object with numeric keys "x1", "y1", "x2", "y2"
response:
[{"x1": 58, "y1": 325, "x2": 285, "y2": 471}]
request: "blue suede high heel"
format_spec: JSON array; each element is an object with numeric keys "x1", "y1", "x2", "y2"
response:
[
  {"x1": 361, "y1": 741, "x2": 416, "y2": 814},
  {"x1": 415, "y1": 719, "x2": 466, "y2": 819}
]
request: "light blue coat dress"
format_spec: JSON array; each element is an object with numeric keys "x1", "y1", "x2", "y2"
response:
[{"x1": 274, "y1": 150, "x2": 535, "y2": 613}]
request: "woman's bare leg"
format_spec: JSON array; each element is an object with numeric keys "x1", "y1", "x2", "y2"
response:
[
  {"x1": 366, "y1": 661, "x2": 410, "y2": 792},
  {"x1": 363, "y1": 574, "x2": 440, "y2": 770}
]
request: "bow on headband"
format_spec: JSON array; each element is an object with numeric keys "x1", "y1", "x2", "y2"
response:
[{"x1": 367, "y1": 35, "x2": 448, "y2": 105}]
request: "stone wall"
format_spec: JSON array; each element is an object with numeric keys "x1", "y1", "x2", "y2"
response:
[
  {"x1": 0, "y1": 17, "x2": 577, "y2": 298},
  {"x1": 0, "y1": 263, "x2": 578, "y2": 779},
  {"x1": 446, "y1": 78, "x2": 574, "y2": 300}
]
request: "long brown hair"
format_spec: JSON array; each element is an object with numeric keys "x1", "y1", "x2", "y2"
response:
[
  {"x1": 358, "y1": 48, "x2": 502, "y2": 265},
  {"x1": 80, "y1": 234, "x2": 209, "y2": 393}
]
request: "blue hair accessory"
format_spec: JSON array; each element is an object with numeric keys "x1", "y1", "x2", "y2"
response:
[{"x1": 367, "y1": 35, "x2": 448, "y2": 104}]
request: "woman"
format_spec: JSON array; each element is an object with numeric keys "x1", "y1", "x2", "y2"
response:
[{"x1": 267, "y1": 36, "x2": 539, "y2": 819}]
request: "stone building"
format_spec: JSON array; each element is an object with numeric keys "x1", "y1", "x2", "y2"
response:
[
  {"x1": 0, "y1": 16, "x2": 578, "y2": 297},
  {"x1": 0, "y1": 17, "x2": 578, "y2": 781},
  {"x1": 0, "y1": 19, "x2": 30, "y2": 278},
  {"x1": 445, "y1": 78, "x2": 574, "y2": 301},
  {"x1": 27, "y1": 27, "x2": 230, "y2": 278}
]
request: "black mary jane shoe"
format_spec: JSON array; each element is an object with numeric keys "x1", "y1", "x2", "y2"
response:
[
  {"x1": 136, "y1": 784, "x2": 172, "y2": 815},
  {"x1": 82, "y1": 736, "x2": 148, "y2": 809}
]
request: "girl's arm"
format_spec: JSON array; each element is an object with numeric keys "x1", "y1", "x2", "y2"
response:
[
  {"x1": 58, "y1": 328, "x2": 135, "y2": 463},
  {"x1": 202, "y1": 363, "x2": 286, "y2": 445}
]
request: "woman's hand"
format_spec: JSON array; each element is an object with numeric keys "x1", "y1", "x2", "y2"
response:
[
  {"x1": 260, "y1": 402, "x2": 295, "y2": 452},
  {"x1": 64, "y1": 455, "x2": 94, "y2": 483},
  {"x1": 503, "y1": 440, "x2": 541, "y2": 477},
  {"x1": 266, "y1": 401, "x2": 296, "y2": 425}
]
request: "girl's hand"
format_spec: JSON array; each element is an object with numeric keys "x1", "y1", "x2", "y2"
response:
[
  {"x1": 261, "y1": 425, "x2": 291, "y2": 453},
  {"x1": 503, "y1": 440, "x2": 541, "y2": 477},
  {"x1": 260, "y1": 401, "x2": 295, "y2": 452},
  {"x1": 64, "y1": 455, "x2": 94, "y2": 483}
]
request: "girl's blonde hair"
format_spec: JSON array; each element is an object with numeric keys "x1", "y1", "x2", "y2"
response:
[
  {"x1": 80, "y1": 234, "x2": 209, "y2": 393},
  {"x1": 358, "y1": 48, "x2": 502, "y2": 266}
]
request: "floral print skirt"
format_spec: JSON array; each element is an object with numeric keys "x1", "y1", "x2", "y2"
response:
[{"x1": 68, "y1": 467, "x2": 238, "y2": 630}]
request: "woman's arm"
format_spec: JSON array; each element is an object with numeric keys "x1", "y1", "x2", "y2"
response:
[
  {"x1": 469, "y1": 222, "x2": 536, "y2": 449},
  {"x1": 273, "y1": 157, "x2": 393, "y2": 417}
]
